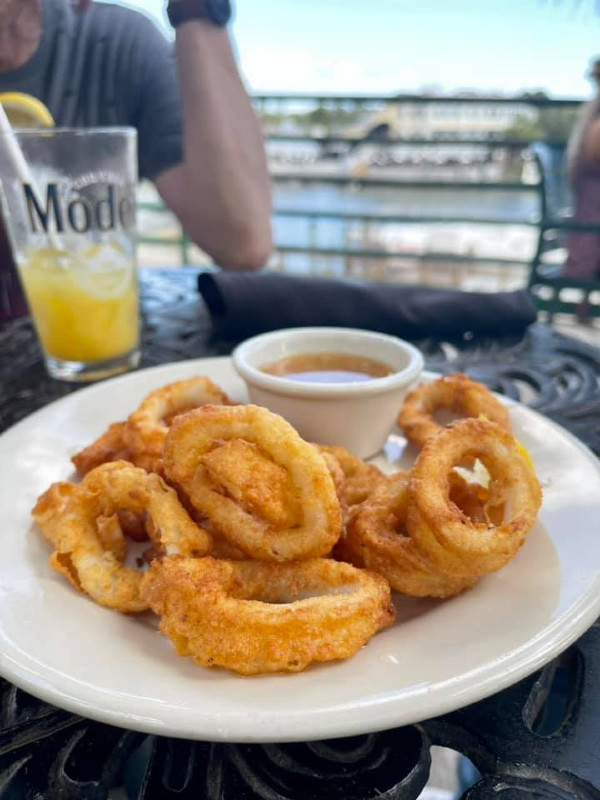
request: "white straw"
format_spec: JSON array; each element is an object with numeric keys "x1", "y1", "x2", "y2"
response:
[{"x1": 0, "y1": 104, "x2": 61, "y2": 250}]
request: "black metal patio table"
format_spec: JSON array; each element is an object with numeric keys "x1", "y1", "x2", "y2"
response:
[{"x1": 0, "y1": 268, "x2": 599, "y2": 800}]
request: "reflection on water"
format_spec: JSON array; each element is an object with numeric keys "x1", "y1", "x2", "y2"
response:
[
  {"x1": 273, "y1": 183, "x2": 539, "y2": 260},
  {"x1": 275, "y1": 183, "x2": 538, "y2": 221}
]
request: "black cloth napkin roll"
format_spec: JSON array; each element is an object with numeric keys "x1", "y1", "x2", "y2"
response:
[{"x1": 197, "y1": 271, "x2": 537, "y2": 341}]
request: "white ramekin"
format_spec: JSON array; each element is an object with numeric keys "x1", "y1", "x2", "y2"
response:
[{"x1": 232, "y1": 327, "x2": 424, "y2": 459}]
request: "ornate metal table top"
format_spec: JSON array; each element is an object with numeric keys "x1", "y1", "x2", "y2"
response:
[{"x1": 0, "y1": 268, "x2": 599, "y2": 799}]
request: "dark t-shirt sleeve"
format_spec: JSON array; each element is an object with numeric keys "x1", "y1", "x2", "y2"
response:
[
  {"x1": 0, "y1": 1, "x2": 185, "y2": 181},
  {"x1": 124, "y1": 13, "x2": 184, "y2": 181}
]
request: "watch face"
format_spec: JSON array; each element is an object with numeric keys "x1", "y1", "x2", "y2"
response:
[{"x1": 208, "y1": 0, "x2": 231, "y2": 25}]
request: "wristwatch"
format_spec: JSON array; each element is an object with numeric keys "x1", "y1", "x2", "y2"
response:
[{"x1": 167, "y1": 0, "x2": 232, "y2": 28}]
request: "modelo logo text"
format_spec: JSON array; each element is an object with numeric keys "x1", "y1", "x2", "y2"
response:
[{"x1": 23, "y1": 183, "x2": 134, "y2": 234}]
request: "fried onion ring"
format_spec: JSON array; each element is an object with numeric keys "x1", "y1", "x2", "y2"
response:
[
  {"x1": 124, "y1": 377, "x2": 231, "y2": 473},
  {"x1": 32, "y1": 481, "x2": 77, "y2": 547},
  {"x1": 338, "y1": 473, "x2": 476, "y2": 598},
  {"x1": 318, "y1": 448, "x2": 347, "y2": 519},
  {"x1": 163, "y1": 405, "x2": 342, "y2": 560},
  {"x1": 197, "y1": 438, "x2": 303, "y2": 529},
  {"x1": 71, "y1": 377, "x2": 231, "y2": 475},
  {"x1": 318, "y1": 445, "x2": 383, "y2": 510},
  {"x1": 407, "y1": 419, "x2": 542, "y2": 577},
  {"x1": 179, "y1": 444, "x2": 344, "y2": 558},
  {"x1": 398, "y1": 373, "x2": 511, "y2": 449},
  {"x1": 32, "y1": 462, "x2": 211, "y2": 612},
  {"x1": 71, "y1": 422, "x2": 132, "y2": 475},
  {"x1": 141, "y1": 556, "x2": 395, "y2": 675}
]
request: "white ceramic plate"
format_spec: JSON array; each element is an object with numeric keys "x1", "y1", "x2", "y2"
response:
[{"x1": 0, "y1": 358, "x2": 599, "y2": 743}]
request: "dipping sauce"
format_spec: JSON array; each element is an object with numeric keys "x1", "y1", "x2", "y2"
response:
[{"x1": 261, "y1": 352, "x2": 394, "y2": 384}]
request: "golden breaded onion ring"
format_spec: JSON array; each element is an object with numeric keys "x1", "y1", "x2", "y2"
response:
[
  {"x1": 141, "y1": 556, "x2": 395, "y2": 675},
  {"x1": 71, "y1": 377, "x2": 231, "y2": 476},
  {"x1": 318, "y1": 448, "x2": 347, "y2": 520},
  {"x1": 71, "y1": 421, "x2": 132, "y2": 475},
  {"x1": 32, "y1": 461, "x2": 211, "y2": 613},
  {"x1": 124, "y1": 377, "x2": 232, "y2": 472},
  {"x1": 339, "y1": 473, "x2": 476, "y2": 598},
  {"x1": 163, "y1": 405, "x2": 342, "y2": 560},
  {"x1": 80, "y1": 462, "x2": 211, "y2": 558},
  {"x1": 398, "y1": 373, "x2": 511, "y2": 449},
  {"x1": 33, "y1": 482, "x2": 77, "y2": 547},
  {"x1": 407, "y1": 419, "x2": 542, "y2": 577},
  {"x1": 318, "y1": 445, "x2": 384, "y2": 510}
]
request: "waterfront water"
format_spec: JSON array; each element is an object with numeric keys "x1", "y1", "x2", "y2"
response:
[
  {"x1": 274, "y1": 182, "x2": 539, "y2": 221},
  {"x1": 272, "y1": 183, "x2": 541, "y2": 270},
  {"x1": 138, "y1": 179, "x2": 544, "y2": 287}
]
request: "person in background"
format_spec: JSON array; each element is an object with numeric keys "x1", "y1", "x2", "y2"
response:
[
  {"x1": 0, "y1": 0, "x2": 272, "y2": 272},
  {"x1": 565, "y1": 57, "x2": 600, "y2": 287}
]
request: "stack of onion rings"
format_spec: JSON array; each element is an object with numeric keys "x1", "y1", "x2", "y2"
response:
[
  {"x1": 338, "y1": 474, "x2": 476, "y2": 598},
  {"x1": 398, "y1": 373, "x2": 511, "y2": 449},
  {"x1": 34, "y1": 369, "x2": 544, "y2": 674},
  {"x1": 141, "y1": 556, "x2": 395, "y2": 675}
]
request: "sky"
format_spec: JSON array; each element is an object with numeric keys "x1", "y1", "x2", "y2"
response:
[{"x1": 110, "y1": 0, "x2": 600, "y2": 98}]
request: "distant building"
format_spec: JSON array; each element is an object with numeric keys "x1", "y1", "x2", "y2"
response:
[{"x1": 353, "y1": 97, "x2": 538, "y2": 139}]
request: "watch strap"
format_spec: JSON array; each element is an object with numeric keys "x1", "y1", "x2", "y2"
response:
[{"x1": 168, "y1": 0, "x2": 229, "y2": 28}]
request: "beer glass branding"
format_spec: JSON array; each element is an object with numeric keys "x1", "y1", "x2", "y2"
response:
[
  {"x1": 23, "y1": 180, "x2": 135, "y2": 235},
  {"x1": 0, "y1": 128, "x2": 140, "y2": 379}
]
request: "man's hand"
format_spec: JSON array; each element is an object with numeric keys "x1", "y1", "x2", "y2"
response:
[{"x1": 71, "y1": 0, "x2": 92, "y2": 10}]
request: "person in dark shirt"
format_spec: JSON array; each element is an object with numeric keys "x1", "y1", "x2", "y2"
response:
[{"x1": 0, "y1": 0, "x2": 272, "y2": 271}]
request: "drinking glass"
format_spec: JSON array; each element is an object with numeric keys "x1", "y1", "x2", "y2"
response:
[{"x1": 0, "y1": 128, "x2": 140, "y2": 381}]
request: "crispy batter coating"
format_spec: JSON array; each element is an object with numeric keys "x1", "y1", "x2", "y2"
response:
[
  {"x1": 318, "y1": 445, "x2": 383, "y2": 511},
  {"x1": 319, "y1": 449, "x2": 347, "y2": 518},
  {"x1": 32, "y1": 462, "x2": 211, "y2": 613},
  {"x1": 116, "y1": 510, "x2": 149, "y2": 542},
  {"x1": 124, "y1": 377, "x2": 231, "y2": 473},
  {"x1": 407, "y1": 419, "x2": 542, "y2": 578},
  {"x1": 71, "y1": 377, "x2": 231, "y2": 476},
  {"x1": 141, "y1": 556, "x2": 395, "y2": 675},
  {"x1": 33, "y1": 481, "x2": 77, "y2": 547},
  {"x1": 339, "y1": 473, "x2": 476, "y2": 598},
  {"x1": 398, "y1": 373, "x2": 511, "y2": 449},
  {"x1": 201, "y1": 439, "x2": 302, "y2": 529},
  {"x1": 163, "y1": 405, "x2": 342, "y2": 561},
  {"x1": 71, "y1": 422, "x2": 132, "y2": 475},
  {"x1": 209, "y1": 534, "x2": 248, "y2": 561}
]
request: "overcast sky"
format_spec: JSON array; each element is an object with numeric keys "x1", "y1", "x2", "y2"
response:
[{"x1": 108, "y1": 0, "x2": 600, "y2": 98}]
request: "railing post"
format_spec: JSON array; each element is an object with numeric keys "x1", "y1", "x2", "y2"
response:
[
  {"x1": 181, "y1": 234, "x2": 190, "y2": 266},
  {"x1": 309, "y1": 218, "x2": 318, "y2": 253}
]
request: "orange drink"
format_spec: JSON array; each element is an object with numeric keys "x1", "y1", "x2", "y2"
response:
[
  {"x1": 19, "y1": 245, "x2": 138, "y2": 362},
  {"x1": 0, "y1": 127, "x2": 139, "y2": 381}
]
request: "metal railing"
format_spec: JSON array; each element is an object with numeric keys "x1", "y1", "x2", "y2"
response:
[
  {"x1": 138, "y1": 93, "x2": 600, "y2": 318},
  {"x1": 253, "y1": 92, "x2": 582, "y2": 108}
]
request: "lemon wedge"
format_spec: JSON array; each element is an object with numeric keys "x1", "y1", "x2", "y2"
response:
[
  {"x1": 0, "y1": 93, "x2": 54, "y2": 128},
  {"x1": 515, "y1": 439, "x2": 534, "y2": 469}
]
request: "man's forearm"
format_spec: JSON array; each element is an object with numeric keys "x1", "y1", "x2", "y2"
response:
[{"x1": 170, "y1": 21, "x2": 272, "y2": 270}]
